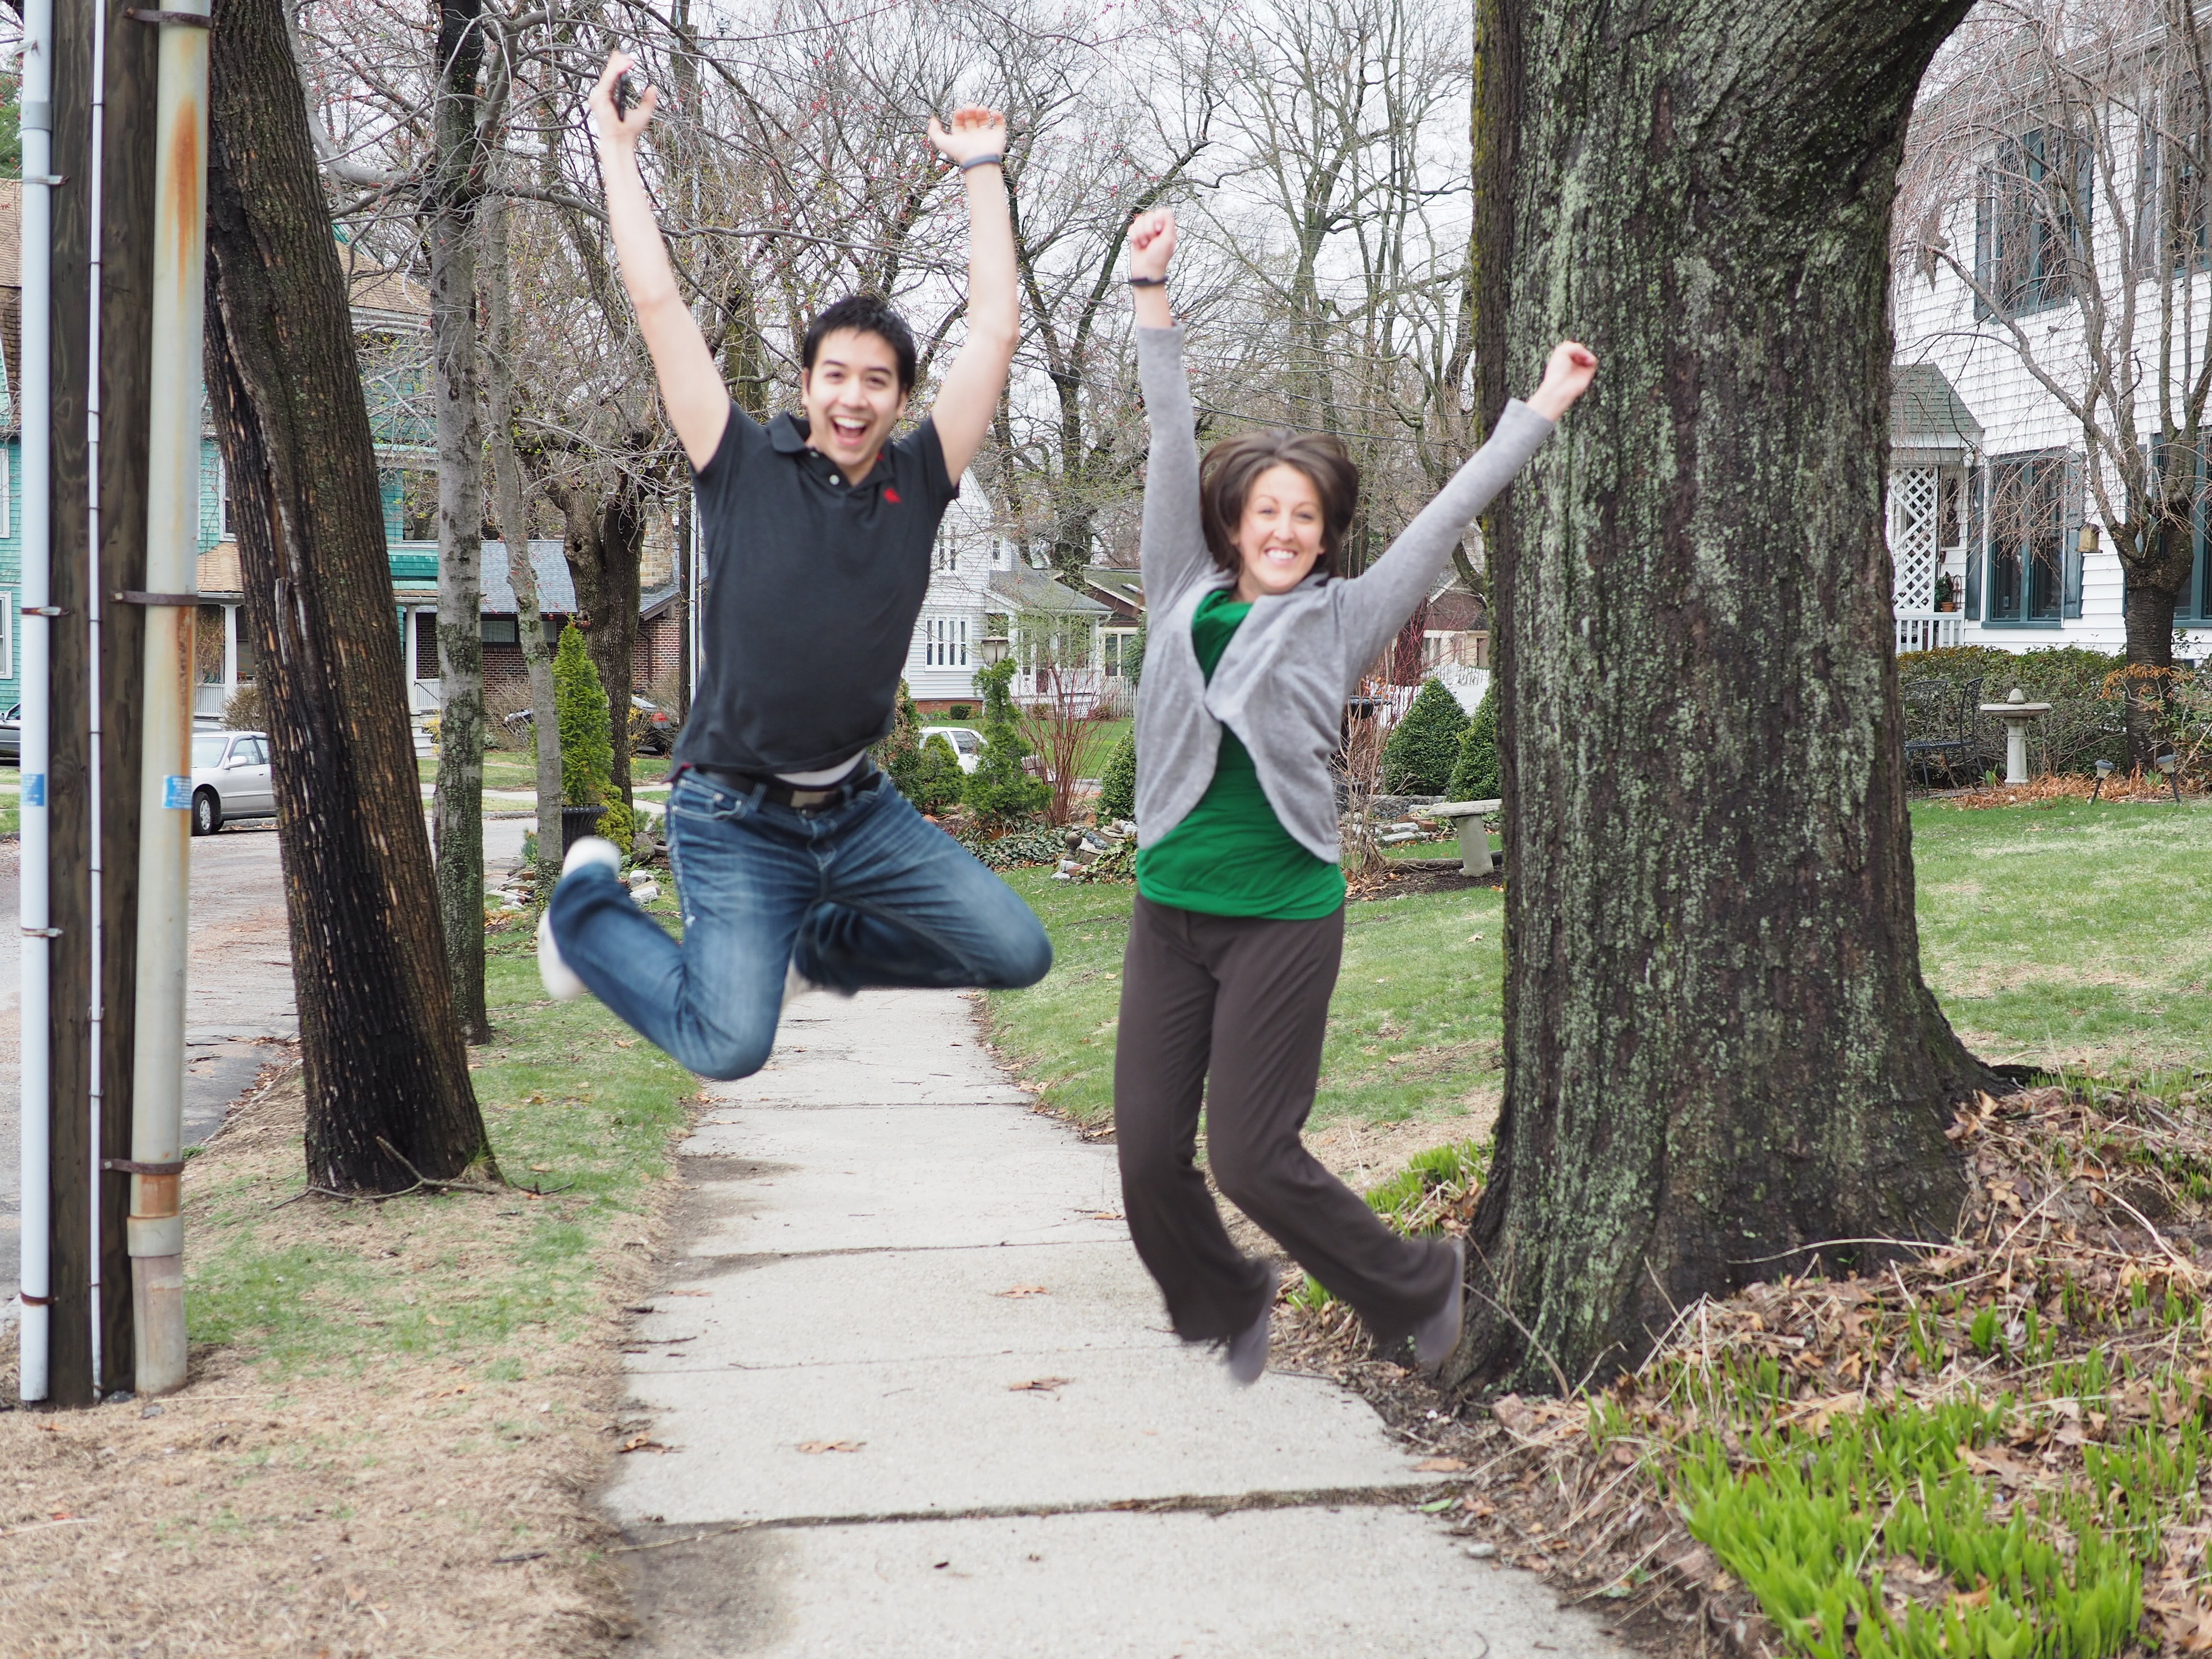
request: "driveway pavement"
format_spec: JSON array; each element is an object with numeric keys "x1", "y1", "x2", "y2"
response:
[{"x1": 609, "y1": 988, "x2": 1628, "y2": 1658}]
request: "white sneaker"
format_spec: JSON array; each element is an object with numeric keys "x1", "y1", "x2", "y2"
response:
[
  {"x1": 537, "y1": 837, "x2": 625, "y2": 1002},
  {"x1": 537, "y1": 909, "x2": 588, "y2": 1002},
  {"x1": 564, "y1": 835, "x2": 624, "y2": 878}
]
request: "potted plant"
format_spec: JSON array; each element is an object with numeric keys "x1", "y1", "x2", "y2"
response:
[{"x1": 1934, "y1": 572, "x2": 1958, "y2": 612}]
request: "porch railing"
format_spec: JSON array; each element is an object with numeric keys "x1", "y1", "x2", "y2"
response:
[{"x1": 1894, "y1": 611, "x2": 1963, "y2": 654}]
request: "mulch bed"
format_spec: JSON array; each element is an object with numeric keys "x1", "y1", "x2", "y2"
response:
[{"x1": 1275, "y1": 1078, "x2": 2212, "y2": 1658}]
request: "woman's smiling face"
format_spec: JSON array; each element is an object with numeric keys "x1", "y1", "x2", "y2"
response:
[{"x1": 1233, "y1": 463, "x2": 1326, "y2": 602}]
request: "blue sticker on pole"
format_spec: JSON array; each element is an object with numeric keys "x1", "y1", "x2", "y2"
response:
[
  {"x1": 164, "y1": 775, "x2": 192, "y2": 810},
  {"x1": 22, "y1": 773, "x2": 43, "y2": 806}
]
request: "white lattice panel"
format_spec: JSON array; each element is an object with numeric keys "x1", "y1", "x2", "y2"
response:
[{"x1": 1887, "y1": 465, "x2": 1940, "y2": 612}]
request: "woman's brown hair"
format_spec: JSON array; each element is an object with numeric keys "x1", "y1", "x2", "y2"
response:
[{"x1": 1198, "y1": 429, "x2": 1359, "y2": 580}]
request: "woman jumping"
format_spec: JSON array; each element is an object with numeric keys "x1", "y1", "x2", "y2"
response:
[{"x1": 1112, "y1": 208, "x2": 1596, "y2": 1384}]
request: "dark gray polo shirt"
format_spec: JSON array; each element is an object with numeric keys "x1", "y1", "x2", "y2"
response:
[{"x1": 675, "y1": 403, "x2": 959, "y2": 777}]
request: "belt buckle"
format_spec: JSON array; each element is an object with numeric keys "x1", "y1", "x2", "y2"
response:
[{"x1": 789, "y1": 785, "x2": 837, "y2": 810}]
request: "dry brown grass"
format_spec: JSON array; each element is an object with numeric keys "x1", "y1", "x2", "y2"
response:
[{"x1": 0, "y1": 1023, "x2": 693, "y2": 1656}]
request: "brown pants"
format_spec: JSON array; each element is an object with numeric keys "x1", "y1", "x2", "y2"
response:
[{"x1": 1113, "y1": 896, "x2": 1456, "y2": 1345}]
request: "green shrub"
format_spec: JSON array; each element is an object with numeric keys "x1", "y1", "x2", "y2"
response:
[
  {"x1": 878, "y1": 679, "x2": 927, "y2": 799},
  {"x1": 964, "y1": 659, "x2": 1049, "y2": 826},
  {"x1": 1096, "y1": 733, "x2": 1137, "y2": 821},
  {"x1": 1897, "y1": 644, "x2": 2131, "y2": 779},
  {"x1": 909, "y1": 734, "x2": 965, "y2": 815},
  {"x1": 1381, "y1": 679, "x2": 1468, "y2": 795},
  {"x1": 1446, "y1": 685, "x2": 1499, "y2": 801},
  {"x1": 946, "y1": 703, "x2": 974, "y2": 721},
  {"x1": 553, "y1": 625, "x2": 613, "y2": 808}
]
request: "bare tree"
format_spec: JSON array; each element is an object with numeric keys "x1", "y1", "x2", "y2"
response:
[{"x1": 1903, "y1": 0, "x2": 2212, "y2": 725}]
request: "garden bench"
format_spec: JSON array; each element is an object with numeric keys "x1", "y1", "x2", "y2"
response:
[
  {"x1": 1423, "y1": 799, "x2": 1502, "y2": 875},
  {"x1": 1901, "y1": 675, "x2": 1982, "y2": 787}
]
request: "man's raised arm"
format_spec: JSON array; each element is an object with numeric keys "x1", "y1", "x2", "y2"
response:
[
  {"x1": 589, "y1": 53, "x2": 730, "y2": 472},
  {"x1": 923, "y1": 108, "x2": 1019, "y2": 480}
]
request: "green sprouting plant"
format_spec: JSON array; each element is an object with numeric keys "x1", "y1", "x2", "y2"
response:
[
  {"x1": 1671, "y1": 1401, "x2": 2143, "y2": 1659},
  {"x1": 1968, "y1": 1304, "x2": 2002, "y2": 1358}
]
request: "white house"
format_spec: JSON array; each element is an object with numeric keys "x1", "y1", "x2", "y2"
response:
[
  {"x1": 903, "y1": 475, "x2": 1117, "y2": 711},
  {"x1": 1888, "y1": 39, "x2": 2212, "y2": 662}
]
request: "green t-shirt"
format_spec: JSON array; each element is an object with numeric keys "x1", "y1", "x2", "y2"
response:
[{"x1": 1136, "y1": 589, "x2": 1346, "y2": 919}]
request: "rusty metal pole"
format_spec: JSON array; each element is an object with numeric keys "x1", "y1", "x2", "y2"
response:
[{"x1": 126, "y1": 0, "x2": 208, "y2": 1395}]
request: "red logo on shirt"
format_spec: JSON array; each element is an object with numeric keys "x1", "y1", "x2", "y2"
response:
[{"x1": 883, "y1": 487, "x2": 902, "y2": 504}]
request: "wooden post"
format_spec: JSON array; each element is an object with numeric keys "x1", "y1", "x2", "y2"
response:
[
  {"x1": 44, "y1": 0, "x2": 96, "y2": 1409},
  {"x1": 96, "y1": 0, "x2": 159, "y2": 1393},
  {"x1": 42, "y1": 0, "x2": 158, "y2": 1404}
]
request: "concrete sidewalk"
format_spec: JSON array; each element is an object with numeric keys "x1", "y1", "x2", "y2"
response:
[{"x1": 605, "y1": 988, "x2": 1625, "y2": 1658}]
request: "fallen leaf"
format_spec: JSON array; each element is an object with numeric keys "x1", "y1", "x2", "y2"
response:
[
  {"x1": 796, "y1": 1439, "x2": 864, "y2": 1454},
  {"x1": 1007, "y1": 1378, "x2": 1071, "y2": 1393},
  {"x1": 424, "y1": 1314, "x2": 449, "y2": 1328},
  {"x1": 1080, "y1": 1210, "x2": 1124, "y2": 1222},
  {"x1": 996, "y1": 1286, "x2": 1049, "y2": 1298},
  {"x1": 613, "y1": 1039, "x2": 637, "y2": 1048},
  {"x1": 530, "y1": 1164, "x2": 553, "y2": 1173},
  {"x1": 617, "y1": 1434, "x2": 672, "y2": 1455},
  {"x1": 1413, "y1": 1457, "x2": 1467, "y2": 1472}
]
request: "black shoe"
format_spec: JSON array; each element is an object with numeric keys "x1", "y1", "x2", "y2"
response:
[
  {"x1": 1414, "y1": 1239, "x2": 1465, "y2": 1373},
  {"x1": 1226, "y1": 1300, "x2": 1270, "y2": 1386}
]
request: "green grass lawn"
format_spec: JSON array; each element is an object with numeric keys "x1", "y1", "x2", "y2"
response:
[
  {"x1": 184, "y1": 953, "x2": 692, "y2": 1371},
  {"x1": 418, "y1": 753, "x2": 541, "y2": 792},
  {"x1": 985, "y1": 798, "x2": 2212, "y2": 1132},
  {"x1": 1911, "y1": 797, "x2": 2212, "y2": 1084}
]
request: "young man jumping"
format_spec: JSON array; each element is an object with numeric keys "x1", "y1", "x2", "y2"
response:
[{"x1": 538, "y1": 53, "x2": 1051, "y2": 1078}]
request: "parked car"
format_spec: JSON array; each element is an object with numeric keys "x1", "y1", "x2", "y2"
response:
[
  {"x1": 918, "y1": 725, "x2": 986, "y2": 774},
  {"x1": 0, "y1": 704, "x2": 18, "y2": 764},
  {"x1": 502, "y1": 695, "x2": 678, "y2": 755},
  {"x1": 190, "y1": 730, "x2": 276, "y2": 835}
]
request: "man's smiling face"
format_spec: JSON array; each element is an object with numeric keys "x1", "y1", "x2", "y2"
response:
[{"x1": 800, "y1": 328, "x2": 908, "y2": 483}]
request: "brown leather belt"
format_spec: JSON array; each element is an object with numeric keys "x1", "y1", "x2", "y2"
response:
[{"x1": 684, "y1": 759, "x2": 878, "y2": 812}]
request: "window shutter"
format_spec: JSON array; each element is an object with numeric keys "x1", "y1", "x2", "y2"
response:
[
  {"x1": 1974, "y1": 173, "x2": 1995, "y2": 323},
  {"x1": 1965, "y1": 467, "x2": 1984, "y2": 620},
  {"x1": 2062, "y1": 456, "x2": 2085, "y2": 620}
]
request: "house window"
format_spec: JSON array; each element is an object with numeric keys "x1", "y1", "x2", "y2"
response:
[
  {"x1": 481, "y1": 616, "x2": 520, "y2": 646},
  {"x1": 1984, "y1": 451, "x2": 2075, "y2": 625},
  {"x1": 1102, "y1": 627, "x2": 1139, "y2": 678},
  {"x1": 1976, "y1": 128, "x2": 2090, "y2": 320},
  {"x1": 0, "y1": 591, "x2": 12, "y2": 681},
  {"x1": 932, "y1": 534, "x2": 959, "y2": 574},
  {"x1": 925, "y1": 617, "x2": 968, "y2": 667}
]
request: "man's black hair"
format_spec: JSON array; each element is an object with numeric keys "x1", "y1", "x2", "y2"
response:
[{"x1": 801, "y1": 294, "x2": 919, "y2": 395}]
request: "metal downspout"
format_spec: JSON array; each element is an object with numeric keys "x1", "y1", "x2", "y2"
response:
[
  {"x1": 16, "y1": 0, "x2": 55, "y2": 1405},
  {"x1": 129, "y1": 0, "x2": 210, "y2": 1395}
]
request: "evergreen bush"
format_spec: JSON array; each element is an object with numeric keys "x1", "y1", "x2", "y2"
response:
[
  {"x1": 909, "y1": 734, "x2": 966, "y2": 815},
  {"x1": 1447, "y1": 685, "x2": 1500, "y2": 801},
  {"x1": 1096, "y1": 732, "x2": 1137, "y2": 821},
  {"x1": 878, "y1": 679, "x2": 926, "y2": 798},
  {"x1": 964, "y1": 658, "x2": 1049, "y2": 825},
  {"x1": 1381, "y1": 678, "x2": 1469, "y2": 794},
  {"x1": 554, "y1": 624, "x2": 613, "y2": 808}
]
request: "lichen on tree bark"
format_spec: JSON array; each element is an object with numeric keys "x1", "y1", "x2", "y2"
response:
[{"x1": 1449, "y1": 0, "x2": 1992, "y2": 1395}]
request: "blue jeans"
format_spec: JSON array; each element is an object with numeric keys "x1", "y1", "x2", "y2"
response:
[{"x1": 546, "y1": 771, "x2": 1053, "y2": 1079}]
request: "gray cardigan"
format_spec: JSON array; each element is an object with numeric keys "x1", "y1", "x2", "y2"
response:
[{"x1": 1131, "y1": 326, "x2": 1554, "y2": 862}]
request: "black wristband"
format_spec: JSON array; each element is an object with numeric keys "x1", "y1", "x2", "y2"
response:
[
  {"x1": 1126, "y1": 276, "x2": 1166, "y2": 288},
  {"x1": 959, "y1": 154, "x2": 1004, "y2": 173}
]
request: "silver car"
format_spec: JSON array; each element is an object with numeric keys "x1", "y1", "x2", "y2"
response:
[
  {"x1": 917, "y1": 725, "x2": 985, "y2": 773},
  {"x1": 190, "y1": 730, "x2": 276, "y2": 835},
  {"x1": 0, "y1": 705, "x2": 17, "y2": 764}
]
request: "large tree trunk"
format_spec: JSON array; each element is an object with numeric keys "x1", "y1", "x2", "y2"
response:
[
  {"x1": 1447, "y1": 0, "x2": 1988, "y2": 1396},
  {"x1": 206, "y1": 0, "x2": 495, "y2": 1192},
  {"x1": 427, "y1": 0, "x2": 490, "y2": 1042},
  {"x1": 560, "y1": 479, "x2": 643, "y2": 811},
  {"x1": 484, "y1": 192, "x2": 563, "y2": 894}
]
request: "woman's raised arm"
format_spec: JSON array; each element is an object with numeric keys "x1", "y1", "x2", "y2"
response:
[
  {"x1": 1336, "y1": 342, "x2": 1597, "y2": 681},
  {"x1": 1130, "y1": 211, "x2": 1216, "y2": 609}
]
